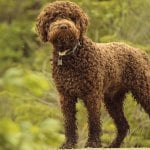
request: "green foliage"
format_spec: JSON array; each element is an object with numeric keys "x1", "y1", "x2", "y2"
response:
[
  {"x1": 0, "y1": 0, "x2": 150, "y2": 149},
  {"x1": 0, "y1": 118, "x2": 64, "y2": 150},
  {"x1": 2, "y1": 67, "x2": 50, "y2": 96}
]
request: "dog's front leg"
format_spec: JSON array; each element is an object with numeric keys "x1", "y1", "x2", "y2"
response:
[
  {"x1": 60, "y1": 95, "x2": 77, "y2": 149},
  {"x1": 84, "y1": 94, "x2": 102, "y2": 148}
]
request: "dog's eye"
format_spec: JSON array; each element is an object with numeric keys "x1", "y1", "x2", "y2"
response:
[
  {"x1": 70, "y1": 17, "x2": 76, "y2": 23},
  {"x1": 53, "y1": 11, "x2": 60, "y2": 17}
]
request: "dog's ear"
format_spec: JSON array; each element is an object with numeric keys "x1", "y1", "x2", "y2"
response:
[
  {"x1": 36, "y1": 11, "x2": 48, "y2": 42},
  {"x1": 79, "y1": 12, "x2": 88, "y2": 35}
]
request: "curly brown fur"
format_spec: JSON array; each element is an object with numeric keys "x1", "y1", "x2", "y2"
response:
[{"x1": 36, "y1": 1, "x2": 150, "y2": 148}]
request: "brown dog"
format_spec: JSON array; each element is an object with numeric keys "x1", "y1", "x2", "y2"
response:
[{"x1": 36, "y1": 1, "x2": 150, "y2": 148}]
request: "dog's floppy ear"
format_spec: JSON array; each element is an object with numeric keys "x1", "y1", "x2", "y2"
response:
[
  {"x1": 79, "y1": 12, "x2": 88, "y2": 35},
  {"x1": 36, "y1": 10, "x2": 49, "y2": 42}
]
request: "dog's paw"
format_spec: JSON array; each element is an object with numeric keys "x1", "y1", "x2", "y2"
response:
[
  {"x1": 60, "y1": 141, "x2": 76, "y2": 149},
  {"x1": 85, "y1": 140, "x2": 101, "y2": 148},
  {"x1": 108, "y1": 141, "x2": 120, "y2": 148}
]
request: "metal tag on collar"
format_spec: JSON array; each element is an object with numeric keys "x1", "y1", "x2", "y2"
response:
[{"x1": 58, "y1": 57, "x2": 63, "y2": 66}]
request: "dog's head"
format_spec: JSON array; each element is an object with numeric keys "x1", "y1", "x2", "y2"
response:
[{"x1": 36, "y1": 1, "x2": 88, "y2": 51}]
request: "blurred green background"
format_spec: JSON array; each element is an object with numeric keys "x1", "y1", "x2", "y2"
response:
[{"x1": 0, "y1": 0, "x2": 150, "y2": 149}]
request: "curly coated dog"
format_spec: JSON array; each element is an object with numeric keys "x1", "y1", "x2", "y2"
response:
[{"x1": 36, "y1": 1, "x2": 150, "y2": 148}]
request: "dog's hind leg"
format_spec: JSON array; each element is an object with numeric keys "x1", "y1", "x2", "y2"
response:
[{"x1": 104, "y1": 89, "x2": 129, "y2": 148}]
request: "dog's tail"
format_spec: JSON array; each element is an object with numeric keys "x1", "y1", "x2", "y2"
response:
[{"x1": 131, "y1": 69, "x2": 150, "y2": 118}]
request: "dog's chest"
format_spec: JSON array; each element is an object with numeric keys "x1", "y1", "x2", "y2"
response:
[{"x1": 52, "y1": 55, "x2": 99, "y2": 97}]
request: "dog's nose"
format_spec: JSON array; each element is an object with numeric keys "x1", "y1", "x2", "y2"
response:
[{"x1": 59, "y1": 24, "x2": 68, "y2": 30}]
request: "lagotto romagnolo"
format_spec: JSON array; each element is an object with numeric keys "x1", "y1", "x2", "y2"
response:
[{"x1": 36, "y1": 1, "x2": 150, "y2": 148}]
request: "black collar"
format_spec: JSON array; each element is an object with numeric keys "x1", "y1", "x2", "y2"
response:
[
  {"x1": 58, "y1": 42, "x2": 80, "y2": 56},
  {"x1": 57, "y1": 42, "x2": 80, "y2": 66}
]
